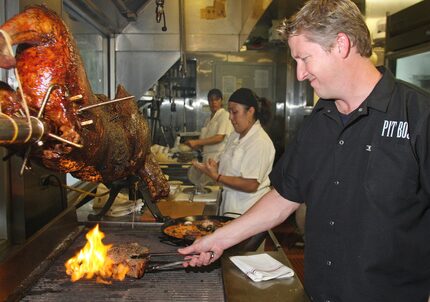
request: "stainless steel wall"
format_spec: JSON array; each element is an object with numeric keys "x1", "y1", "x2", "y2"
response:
[{"x1": 283, "y1": 49, "x2": 314, "y2": 146}]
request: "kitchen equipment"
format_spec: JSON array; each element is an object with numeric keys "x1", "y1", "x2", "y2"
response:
[
  {"x1": 182, "y1": 186, "x2": 212, "y2": 195},
  {"x1": 161, "y1": 215, "x2": 234, "y2": 245},
  {"x1": 123, "y1": 251, "x2": 196, "y2": 272},
  {"x1": 145, "y1": 259, "x2": 191, "y2": 272},
  {"x1": 160, "y1": 215, "x2": 269, "y2": 255},
  {"x1": 9, "y1": 224, "x2": 224, "y2": 301},
  {"x1": 171, "y1": 185, "x2": 220, "y2": 203}
]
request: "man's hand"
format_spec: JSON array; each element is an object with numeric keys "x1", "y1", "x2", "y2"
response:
[{"x1": 178, "y1": 233, "x2": 225, "y2": 267}]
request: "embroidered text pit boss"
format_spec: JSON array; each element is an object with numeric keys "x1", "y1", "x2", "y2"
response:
[{"x1": 381, "y1": 120, "x2": 410, "y2": 139}]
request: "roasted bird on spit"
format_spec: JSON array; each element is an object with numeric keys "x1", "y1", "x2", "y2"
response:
[{"x1": 0, "y1": 5, "x2": 169, "y2": 199}]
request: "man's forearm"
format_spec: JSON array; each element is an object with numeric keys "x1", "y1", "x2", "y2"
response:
[{"x1": 216, "y1": 189, "x2": 300, "y2": 250}]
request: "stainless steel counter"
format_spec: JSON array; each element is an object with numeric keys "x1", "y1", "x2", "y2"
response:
[
  {"x1": 222, "y1": 232, "x2": 309, "y2": 302},
  {"x1": 222, "y1": 250, "x2": 309, "y2": 302}
]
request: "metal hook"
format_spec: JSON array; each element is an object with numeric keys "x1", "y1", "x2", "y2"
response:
[
  {"x1": 155, "y1": 0, "x2": 167, "y2": 31},
  {"x1": 37, "y1": 84, "x2": 69, "y2": 119}
]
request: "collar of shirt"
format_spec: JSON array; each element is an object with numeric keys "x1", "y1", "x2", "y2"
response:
[
  {"x1": 231, "y1": 120, "x2": 262, "y2": 146},
  {"x1": 314, "y1": 66, "x2": 396, "y2": 115},
  {"x1": 211, "y1": 107, "x2": 226, "y2": 120}
]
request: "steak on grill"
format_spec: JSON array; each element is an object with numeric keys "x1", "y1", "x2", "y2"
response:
[{"x1": 107, "y1": 242, "x2": 149, "y2": 279}]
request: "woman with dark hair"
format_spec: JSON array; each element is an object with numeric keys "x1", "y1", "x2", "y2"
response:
[
  {"x1": 185, "y1": 88, "x2": 233, "y2": 162},
  {"x1": 193, "y1": 88, "x2": 275, "y2": 216}
]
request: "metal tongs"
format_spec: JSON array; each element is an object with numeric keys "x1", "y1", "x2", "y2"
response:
[
  {"x1": 130, "y1": 251, "x2": 196, "y2": 272},
  {"x1": 145, "y1": 259, "x2": 192, "y2": 272}
]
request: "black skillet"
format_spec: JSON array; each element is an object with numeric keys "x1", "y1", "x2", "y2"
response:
[{"x1": 160, "y1": 215, "x2": 234, "y2": 246}]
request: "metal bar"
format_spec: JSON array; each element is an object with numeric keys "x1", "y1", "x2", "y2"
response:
[
  {"x1": 77, "y1": 95, "x2": 134, "y2": 112},
  {"x1": 47, "y1": 133, "x2": 83, "y2": 148},
  {"x1": 19, "y1": 145, "x2": 31, "y2": 175},
  {"x1": 268, "y1": 229, "x2": 282, "y2": 250},
  {"x1": 37, "y1": 84, "x2": 62, "y2": 119},
  {"x1": 133, "y1": 251, "x2": 199, "y2": 259},
  {"x1": 178, "y1": 0, "x2": 187, "y2": 76},
  {"x1": 131, "y1": 181, "x2": 138, "y2": 229},
  {"x1": 137, "y1": 181, "x2": 165, "y2": 222},
  {"x1": 0, "y1": 115, "x2": 44, "y2": 144},
  {"x1": 87, "y1": 182, "x2": 123, "y2": 221},
  {"x1": 145, "y1": 259, "x2": 191, "y2": 272}
]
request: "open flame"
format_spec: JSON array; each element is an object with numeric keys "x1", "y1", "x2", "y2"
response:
[{"x1": 65, "y1": 224, "x2": 129, "y2": 283}]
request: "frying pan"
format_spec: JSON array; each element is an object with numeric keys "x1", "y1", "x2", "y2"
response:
[
  {"x1": 160, "y1": 215, "x2": 267, "y2": 252},
  {"x1": 160, "y1": 215, "x2": 234, "y2": 245}
]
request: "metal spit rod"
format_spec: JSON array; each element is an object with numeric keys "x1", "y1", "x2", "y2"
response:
[
  {"x1": 0, "y1": 115, "x2": 44, "y2": 144},
  {"x1": 77, "y1": 95, "x2": 135, "y2": 112}
]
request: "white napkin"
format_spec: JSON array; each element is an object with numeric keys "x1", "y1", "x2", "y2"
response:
[{"x1": 229, "y1": 253, "x2": 295, "y2": 282}]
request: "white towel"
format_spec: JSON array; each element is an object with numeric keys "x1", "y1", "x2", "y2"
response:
[{"x1": 230, "y1": 253, "x2": 295, "y2": 282}]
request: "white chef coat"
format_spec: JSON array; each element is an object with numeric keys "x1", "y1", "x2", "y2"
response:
[
  {"x1": 218, "y1": 120, "x2": 275, "y2": 216},
  {"x1": 200, "y1": 108, "x2": 233, "y2": 162}
]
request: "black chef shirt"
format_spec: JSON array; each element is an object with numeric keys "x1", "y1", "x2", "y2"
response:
[{"x1": 270, "y1": 67, "x2": 430, "y2": 302}]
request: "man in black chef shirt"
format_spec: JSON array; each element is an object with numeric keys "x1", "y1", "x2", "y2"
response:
[{"x1": 179, "y1": 0, "x2": 430, "y2": 301}]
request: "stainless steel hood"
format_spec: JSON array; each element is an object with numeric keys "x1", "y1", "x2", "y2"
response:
[
  {"x1": 115, "y1": 0, "x2": 273, "y2": 97},
  {"x1": 64, "y1": 0, "x2": 272, "y2": 98},
  {"x1": 64, "y1": 0, "x2": 153, "y2": 34},
  {"x1": 65, "y1": 0, "x2": 273, "y2": 48},
  {"x1": 65, "y1": 0, "x2": 274, "y2": 98}
]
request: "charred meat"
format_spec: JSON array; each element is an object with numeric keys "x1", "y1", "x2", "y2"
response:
[
  {"x1": 107, "y1": 243, "x2": 149, "y2": 279},
  {"x1": 0, "y1": 6, "x2": 168, "y2": 199}
]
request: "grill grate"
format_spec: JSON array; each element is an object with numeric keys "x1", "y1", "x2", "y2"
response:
[{"x1": 20, "y1": 225, "x2": 225, "y2": 302}]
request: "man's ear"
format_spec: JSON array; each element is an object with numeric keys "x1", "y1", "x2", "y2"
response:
[{"x1": 336, "y1": 32, "x2": 351, "y2": 58}]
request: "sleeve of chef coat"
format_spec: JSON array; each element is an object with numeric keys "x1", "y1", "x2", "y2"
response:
[
  {"x1": 269, "y1": 137, "x2": 303, "y2": 204},
  {"x1": 239, "y1": 133, "x2": 275, "y2": 184}
]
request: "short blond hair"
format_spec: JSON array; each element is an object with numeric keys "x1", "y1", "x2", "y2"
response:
[{"x1": 278, "y1": 0, "x2": 372, "y2": 57}]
